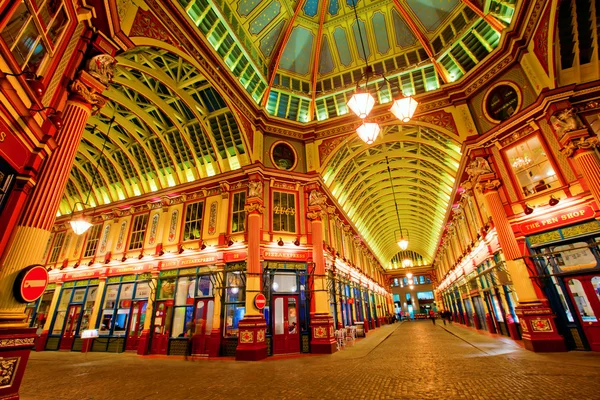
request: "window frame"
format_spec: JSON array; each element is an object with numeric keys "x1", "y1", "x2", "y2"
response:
[
  {"x1": 127, "y1": 213, "x2": 149, "y2": 251},
  {"x1": 83, "y1": 223, "x2": 103, "y2": 258},
  {"x1": 230, "y1": 190, "x2": 247, "y2": 233},
  {"x1": 48, "y1": 230, "x2": 66, "y2": 264},
  {"x1": 182, "y1": 200, "x2": 205, "y2": 242},
  {"x1": 501, "y1": 133, "x2": 563, "y2": 199},
  {"x1": 271, "y1": 190, "x2": 297, "y2": 234}
]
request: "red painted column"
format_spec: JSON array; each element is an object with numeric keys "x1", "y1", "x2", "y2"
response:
[
  {"x1": 307, "y1": 190, "x2": 336, "y2": 353},
  {"x1": 572, "y1": 148, "x2": 600, "y2": 203},
  {"x1": 0, "y1": 70, "x2": 107, "y2": 399},
  {"x1": 235, "y1": 178, "x2": 267, "y2": 361},
  {"x1": 479, "y1": 180, "x2": 566, "y2": 352}
]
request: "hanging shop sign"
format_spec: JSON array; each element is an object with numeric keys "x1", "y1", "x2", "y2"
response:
[
  {"x1": 108, "y1": 262, "x2": 156, "y2": 276},
  {"x1": 254, "y1": 293, "x2": 267, "y2": 310},
  {"x1": 519, "y1": 205, "x2": 595, "y2": 235},
  {"x1": 0, "y1": 120, "x2": 31, "y2": 171},
  {"x1": 223, "y1": 251, "x2": 247, "y2": 263},
  {"x1": 13, "y1": 264, "x2": 48, "y2": 303},
  {"x1": 262, "y1": 250, "x2": 308, "y2": 261}
]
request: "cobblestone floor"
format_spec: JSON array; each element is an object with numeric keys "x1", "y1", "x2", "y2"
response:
[{"x1": 21, "y1": 321, "x2": 600, "y2": 400}]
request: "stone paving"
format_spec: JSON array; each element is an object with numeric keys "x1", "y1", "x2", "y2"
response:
[{"x1": 21, "y1": 320, "x2": 600, "y2": 400}]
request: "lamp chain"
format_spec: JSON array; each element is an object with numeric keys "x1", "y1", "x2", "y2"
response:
[
  {"x1": 386, "y1": 156, "x2": 403, "y2": 236},
  {"x1": 82, "y1": 116, "x2": 115, "y2": 208}
]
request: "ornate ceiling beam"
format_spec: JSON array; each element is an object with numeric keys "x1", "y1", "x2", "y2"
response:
[
  {"x1": 460, "y1": 0, "x2": 506, "y2": 33},
  {"x1": 261, "y1": 0, "x2": 307, "y2": 107},
  {"x1": 309, "y1": 0, "x2": 329, "y2": 122},
  {"x1": 391, "y1": 0, "x2": 450, "y2": 84}
]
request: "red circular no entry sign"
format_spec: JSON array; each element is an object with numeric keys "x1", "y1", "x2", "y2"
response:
[
  {"x1": 254, "y1": 293, "x2": 267, "y2": 310},
  {"x1": 13, "y1": 265, "x2": 49, "y2": 303}
]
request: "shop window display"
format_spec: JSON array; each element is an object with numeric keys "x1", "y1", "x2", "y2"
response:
[
  {"x1": 52, "y1": 288, "x2": 72, "y2": 334},
  {"x1": 568, "y1": 279, "x2": 598, "y2": 322},
  {"x1": 551, "y1": 242, "x2": 597, "y2": 272},
  {"x1": 224, "y1": 271, "x2": 245, "y2": 337},
  {"x1": 505, "y1": 136, "x2": 558, "y2": 197}
]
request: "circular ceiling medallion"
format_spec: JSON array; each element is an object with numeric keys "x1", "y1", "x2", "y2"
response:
[
  {"x1": 270, "y1": 141, "x2": 297, "y2": 171},
  {"x1": 484, "y1": 83, "x2": 521, "y2": 122}
]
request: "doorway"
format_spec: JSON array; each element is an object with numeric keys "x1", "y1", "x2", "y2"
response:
[
  {"x1": 151, "y1": 301, "x2": 171, "y2": 354},
  {"x1": 272, "y1": 295, "x2": 300, "y2": 354},
  {"x1": 125, "y1": 300, "x2": 148, "y2": 351},
  {"x1": 191, "y1": 298, "x2": 214, "y2": 355},
  {"x1": 59, "y1": 305, "x2": 82, "y2": 350},
  {"x1": 564, "y1": 275, "x2": 600, "y2": 351}
]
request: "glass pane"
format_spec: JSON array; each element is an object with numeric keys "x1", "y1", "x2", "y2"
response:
[
  {"x1": 553, "y1": 243, "x2": 597, "y2": 271},
  {"x1": 114, "y1": 309, "x2": 129, "y2": 332},
  {"x1": 171, "y1": 306, "x2": 193, "y2": 338},
  {"x1": 197, "y1": 276, "x2": 212, "y2": 297},
  {"x1": 64, "y1": 306, "x2": 80, "y2": 334},
  {"x1": 224, "y1": 305, "x2": 245, "y2": 337},
  {"x1": 120, "y1": 283, "x2": 134, "y2": 300},
  {"x1": 58, "y1": 289, "x2": 72, "y2": 310},
  {"x1": 205, "y1": 300, "x2": 214, "y2": 334},
  {"x1": 159, "y1": 279, "x2": 175, "y2": 299},
  {"x1": 47, "y1": 7, "x2": 68, "y2": 44},
  {"x1": 85, "y1": 287, "x2": 97, "y2": 308},
  {"x1": 592, "y1": 277, "x2": 600, "y2": 303},
  {"x1": 14, "y1": 20, "x2": 41, "y2": 65},
  {"x1": 175, "y1": 277, "x2": 194, "y2": 306},
  {"x1": 274, "y1": 297, "x2": 284, "y2": 335},
  {"x1": 568, "y1": 279, "x2": 597, "y2": 322},
  {"x1": 135, "y1": 282, "x2": 151, "y2": 299},
  {"x1": 1, "y1": 2, "x2": 30, "y2": 49},
  {"x1": 273, "y1": 273, "x2": 297, "y2": 293},
  {"x1": 52, "y1": 311, "x2": 66, "y2": 334},
  {"x1": 100, "y1": 311, "x2": 113, "y2": 334},
  {"x1": 506, "y1": 136, "x2": 557, "y2": 196},
  {"x1": 288, "y1": 298, "x2": 297, "y2": 334},
  {"x1": 72, "y1": 288, "x2": 85, "y2": 303}
]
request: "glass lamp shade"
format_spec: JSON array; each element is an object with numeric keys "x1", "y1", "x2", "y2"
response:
[
  {"x1": 347, "y1": 91, "x2": 375, "y2": 119},
  {"x1": 406, "y1": 272, "x2": 413, "y2": 279},
  {"x1": 70, "y1": 217, "x2": 92, "y2": 235},
  {"x1": 356, "y1": 122, "x2": 380, "y2": 144},
  {"x1": 390, "y1": 96, "x2": 418, "y2": 123},
  {"x1": 397, "y1": 238, "x2": 408, "y2": 250},
  {"x1": 402, "y1": 258, "x2": 412, "y2": 267}
]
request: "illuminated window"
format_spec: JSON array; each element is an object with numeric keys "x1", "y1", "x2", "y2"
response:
[
  {"x1": 48, "y1": 231, "x2": 66, "y2": 263},
  {"x1": 231, "y1": 192, "x2": 246, "y2": 233},
  {"x1": 183, "y1": 201, "x2": 204, "y2": 241},
  {"x1": 83, "y1": 224, "x2": 102, "y2": 258},
  {"x1": 272, "y1": 191, "x2": 296, "y2": 233},
  {"x1": 128, "y1": 214, "x2": 149, "y2": 251},
  {"x1": 505, "y1": 136, "x2": 558, "y2": 197},
  {"x1": 1, "y1": 0, "x2": 70, "y2": 72}
]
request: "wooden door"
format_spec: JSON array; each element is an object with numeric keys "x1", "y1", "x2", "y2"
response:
[
  {"x1": 191, "y1": 298, "x2": 214, "y2": 355},
  {"x1": 126, "y1": 301, "x2": 147, "y2": 351},
  {"x1": 151, "y1": 301, "x2": 170, "y2": 354},
  {"x1": 564, "y1": 275, "x2": 600, "y2": 351},
  {"x1": 272, "y1": 296, "x2": 300, "y2": 354},
  {"x1": 59, "y1": 305, "x2": 81, "y2": 350}
]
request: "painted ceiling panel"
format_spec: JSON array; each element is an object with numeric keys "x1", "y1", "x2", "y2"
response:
[
  {"x1": 238, "y1": 0, "x2": 264, "y2": 16},
  {"x1": 328, "y1": 0, "x2": 339, "y2": 16},
  {"x1": 279, "y1": 27, "x2": 314, "y2": 75},
  {"x1": 405, "y1": 0, "x2": 460, "y2": 31},
  {"x1": 392, "y1": 9, "x2": 417, "y2": 48},
  {"x1": 318, "y1": 35, "x2": 335, "y2": 74},
  {"x1": 333, "y1": 26, "x2": 353, "y2": 66},
  {"x1": 249, "y1": 1, "x2": 281, "y2": 35},
  {"x1": 260, "y1": 19, "x2": 286, "y2": 57},
  {"x1": 372, "y1": 12, "x2": 390, "y2": 55},
  {"x1": 352, "y1": 19, "x2": 371, "y2": 61},
  {"x1": 303, "y1": 0, "x2": 319, "y2": 17}
]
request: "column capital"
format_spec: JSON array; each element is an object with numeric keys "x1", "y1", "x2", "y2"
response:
[
  {"x1": 69, "y1": 70, "x2": 108, "y2": 113},
  {"x1": 476, "y1": 179, "x2": 501, "y2": 194},
  {"x1": 244, "y1": 202, "x2": 264, "y2": 215},
  {"x1": 307, "y1": 209, "x2": 324, "y2": 221},
  {"x1": 560, "y1": 135, "x2": 599, "y2": 158}
]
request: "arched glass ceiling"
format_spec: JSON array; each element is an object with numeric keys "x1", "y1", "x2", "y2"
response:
[
  {"x1": 176, "y1": 0, "x2": 518, "y2": 122},
  {"x1": 321, "y1": 124, "x2": 461, "y2": 268},
  {"x1": 59, "y1": 47, "x2": 250, "y2": 215}
]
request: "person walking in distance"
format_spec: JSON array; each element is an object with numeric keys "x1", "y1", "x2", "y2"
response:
[
  {"x1": 429, "y1": 309, "x2": 436, "y2": 325},
  {"x1": 184, "y1": 320, "x2": 195, "y2": 361},
  {"x1": 441, "y1": 310, "x2": 447, "y2": 326}
]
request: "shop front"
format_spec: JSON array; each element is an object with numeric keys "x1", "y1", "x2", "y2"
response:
[
  {"x1": 151, "y1": 255, "x2": 221, "y2": 357},
  {"x1": 526, "y1": 213, "x2": 600, "y2": 351}
]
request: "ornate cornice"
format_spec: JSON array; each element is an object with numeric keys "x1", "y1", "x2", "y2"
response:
[
  {"x1": 244, "y1": 203, "x2": 264, "y2": 214},
  {"x1": 561, "y1": 136, "x2": 600, "y2": 157}
]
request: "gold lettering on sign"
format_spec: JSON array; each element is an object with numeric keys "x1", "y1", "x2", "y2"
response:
[
  {"x1": 273, "y1": 206, "x2": 295, "y2": 215},
  {"x1": 0, "y1": 131, "x2": 6, "y2": 142}
]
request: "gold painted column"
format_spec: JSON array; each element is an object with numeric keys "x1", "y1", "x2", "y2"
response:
[
  {"x1": 559, "y1": 130, "x2": 600, "y2": 204},
  {"x1": 235, "y1": 177, "x2": 267, "y2": 361},
  {"x1": 307, "y1": 189, "x2": 336, "y2": 353},
  {"x1": 479, "y1": 179, "x2": 566, "y2": 351},
  {"x1": 136, "y1": 274, "x2": 156, "y2": 355},
  {"x1": 82, "y1": 277, "x2": 106, "y2": 353},
  {"x1": 0, "y1": 71, "x2": 107, "y2": 327},
  {"x1": 207, "y1": 267, "x2": 224, "y2": 357}
]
